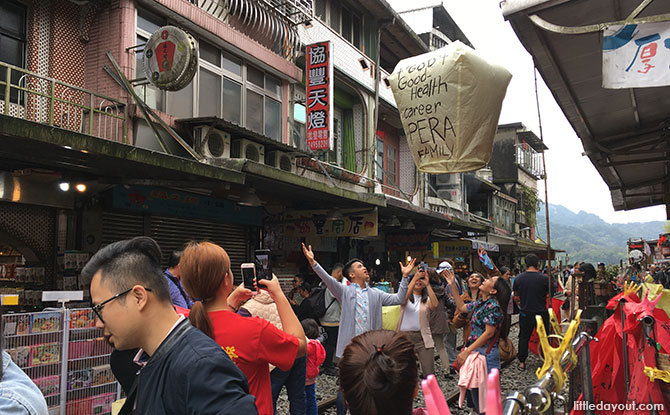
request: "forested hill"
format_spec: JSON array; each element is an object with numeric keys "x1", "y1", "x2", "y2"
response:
[{"x1": 535, "y1": 204, "x2": 665, "y2": 265}]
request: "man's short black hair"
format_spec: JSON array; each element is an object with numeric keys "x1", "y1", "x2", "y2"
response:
[
  {"x1": 525, "y1": 254, "x2": 539, "y2": 269},
  {"x1": 332, "y1": 263, "x2": 344, "y2": 271},
  {"x1": 81, "y1": 237, "x2": 171, "y2": 304},
  {"x1": 343, "y1": 258, "x2": 363, "y2": 279},
  {"x1": 167, "y1": 250, "x2": 182, "y2": 268},
  {"x1": 299, "y1": 282, "x2": 312, "y2": 293}
]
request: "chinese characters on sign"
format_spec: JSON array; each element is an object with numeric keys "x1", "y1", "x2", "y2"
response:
[
  {"x1": 603, "y1": 23, "x2": 670, "y2": 88},
  {"x1": 283, "y1": 209, "x2": 377, "y2": 237},
  {"x1": 386, "y1": 233, "x2": 431, "y2": 251},
  {"x1": 305, "y1": 42, "x2": 333, "y2": 150}
]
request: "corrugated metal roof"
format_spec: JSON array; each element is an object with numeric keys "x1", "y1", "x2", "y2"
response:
[{"x1": 503, "y1": 0, "x2": 670, "y2": 212}]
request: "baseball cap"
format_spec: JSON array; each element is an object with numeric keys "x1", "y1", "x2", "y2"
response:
[{"x1": 436, "y1": 261, "x2": 453, "y2": 273}]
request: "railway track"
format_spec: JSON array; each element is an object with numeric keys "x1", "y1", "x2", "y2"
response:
[{"x1": 317, "y1": 319, "x2": 520, "y2": 413}]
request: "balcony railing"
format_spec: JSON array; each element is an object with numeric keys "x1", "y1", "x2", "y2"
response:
[
  {"x1": 516, "y1": 144, "x2": 544, "y2": 179},
  {"x1": 1, "y1": 61, "x2": 127, "y2": 143},
  {"x1": 196, "y1": 0, "x2": 310, "y2": 61}
]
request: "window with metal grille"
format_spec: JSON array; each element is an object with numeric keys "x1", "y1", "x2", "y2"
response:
[{"x1": 0, "y1": 0, "x2": 27, "y2": 103}]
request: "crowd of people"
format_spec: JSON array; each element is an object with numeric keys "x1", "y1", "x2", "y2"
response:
[{"x1": 5, "y1": 235, "x2": 666, "y2": 415}]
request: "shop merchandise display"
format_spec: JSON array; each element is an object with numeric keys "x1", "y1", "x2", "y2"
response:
[{"x1": 3, "y1": 309, "x2": 119, "y2": 414}]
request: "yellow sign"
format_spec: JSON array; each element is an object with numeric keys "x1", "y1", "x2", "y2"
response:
[
  {"x1": 0, "y1": 295, "x2": 19, "y2": 306},
  {"x1": 284, "y1": 209, "x2": 378, "y2": 237}
]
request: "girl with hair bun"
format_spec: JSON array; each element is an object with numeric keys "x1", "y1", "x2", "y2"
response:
[{"x1": 338, "y1": 330, "x2": 426, "y2": 415}]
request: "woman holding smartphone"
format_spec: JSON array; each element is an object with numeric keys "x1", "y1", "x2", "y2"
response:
[
  {"x1": 397, "y1": 264, "x2": 438, "y2": 377},
  {"x1": 442, "y1": 264, "x2": 510, "y2": 415},
  {"x1": 179, "y1": 241, "x2": 307, "y2": 415}
]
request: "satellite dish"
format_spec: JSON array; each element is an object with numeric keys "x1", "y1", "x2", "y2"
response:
[{"x1": 143, "y1": 26, "x2": 198, "y2": 91}]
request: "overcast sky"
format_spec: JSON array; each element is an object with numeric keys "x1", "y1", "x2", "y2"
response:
[{"x1": 388, "y1": 0, "x2": 667, "y2": 224}]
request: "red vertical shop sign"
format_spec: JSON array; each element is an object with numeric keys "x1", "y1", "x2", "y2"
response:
[{"x1": 305, "y1": 41, "x2": 333, "y2": 151}]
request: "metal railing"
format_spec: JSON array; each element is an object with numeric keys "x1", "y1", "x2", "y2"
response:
[
  {"x1": 1, "y1": 61, "x2": 128, "y2": 143},
  {"x1": 516, "y1": 143, "x2": 545, "y2": 179}
]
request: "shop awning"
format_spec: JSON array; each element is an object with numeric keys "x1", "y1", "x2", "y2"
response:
[
  {"x1": 0, "y1": 115, "x2": 246, "y2": 186},
  {"x1": 383, "y1": 196, "x2": 489, "y2": 236},
  {"x1": 502, "y1": 0, "x2": 670, "y2": 215}
]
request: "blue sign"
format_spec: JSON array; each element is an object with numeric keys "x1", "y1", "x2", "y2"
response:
[{"x1": 112, "y1": 186, "x2": 262, "y2": 226}]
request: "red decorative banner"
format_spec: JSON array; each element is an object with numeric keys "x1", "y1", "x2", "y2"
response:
[{"x1": 305, "y1": 41, "x2": 333, "y2": 150}]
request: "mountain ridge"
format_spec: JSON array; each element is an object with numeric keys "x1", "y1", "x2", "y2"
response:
[{"x1": 535, "y1": 204, "x2": 665, "y2": 265}]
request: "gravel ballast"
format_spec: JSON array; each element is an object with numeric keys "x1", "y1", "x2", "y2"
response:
[{"x1": 276, "y1": 316, "x2": 567, "y2": 414}]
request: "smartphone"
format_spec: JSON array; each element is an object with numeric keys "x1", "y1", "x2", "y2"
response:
[
  {"x1": 241, "y1": 263, "x2": 256, "y2": 293},
  {"x1": 254, "y1": 249, "x2": 271, "y2": 289}
]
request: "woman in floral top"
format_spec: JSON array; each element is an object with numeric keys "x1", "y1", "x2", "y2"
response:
[{"x1": 443, "y1": 266, "x2": 511, "y2": 415}]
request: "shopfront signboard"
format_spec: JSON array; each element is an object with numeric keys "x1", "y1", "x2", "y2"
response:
[
  {"x1": 283, "y1": 208, "x2": 377, "y2": 237},
  {"x1": 112, "y1": 185, "x2": 262, "y2": 226},
  {"x1": 305, "y1": 41, "x2": 333, "y2": 150},
  {"x1": 386, "y1": 233, "x2": 431, "y2": 251},
  {"x1": 143, "y1": 26, "x2": 198, "y2": 91},
  {"x1": 437, "y1": 241, "x2": 472, "y2": 257},
  {"x1": 603, "y1": 23, "x2": 670, "y2": 89},
  {"x1": 389, "y1": 41, "x2": 511, "y2": 173}
]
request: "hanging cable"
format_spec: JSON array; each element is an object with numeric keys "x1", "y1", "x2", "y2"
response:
[{"x1": 534, "y1": 64, "x2": 553, "y2": 308}]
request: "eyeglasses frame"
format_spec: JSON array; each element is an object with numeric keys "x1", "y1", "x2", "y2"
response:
[{"x1": 91, "y1": 286, "x2": 153, "y2": 323}]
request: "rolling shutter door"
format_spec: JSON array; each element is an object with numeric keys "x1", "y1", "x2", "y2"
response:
[
  {"x1": 149, "y1": 215, "x2": 250, "y2": 278},
  {"x1": 100, "y1": 212, "x2": 145, "y2": 246}
]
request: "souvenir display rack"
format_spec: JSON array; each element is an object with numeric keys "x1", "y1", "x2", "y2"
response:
[{"x1": 3, "y1": 308, "x2": 119, "y2": 415}]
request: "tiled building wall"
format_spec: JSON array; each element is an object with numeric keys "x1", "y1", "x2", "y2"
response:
[
  {"x1": 50, "y1": 1, "x2": 87, "y2": 131},
  {"x1": 84, "y1": 0, "x2": 134, "y2": 100}
]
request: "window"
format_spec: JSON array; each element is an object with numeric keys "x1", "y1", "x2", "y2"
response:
[
  {"x1": 386, "y1": 143, "x2": 397, "y2": 185},
  {"x1": 222, "y1": 77, "x2": 241, "y2": 124},
  {"x1": 313, "y1": 0, "x2": 362, "y2": 49},
  {"x1": 293, "y1": 102, "x2": 306, "y2": 149},
  {"x1": 376, "y1": 137, "x2": 384, "y2": 181},
  {"x1": 135, "y1": 9, "x2": 283, "y2": 140},
  {"x1": 198, "y1": 40, "x2": 282, "y2": 139},
  {"x1": 376, "y1": 131, "x2": 400, "y2": 195},
  {"x1": 0, "y1": 0, "x2": 27, "y2": 103},
  {"x1": 199, "y1": 67, "x2": 221, "y2": 117}
]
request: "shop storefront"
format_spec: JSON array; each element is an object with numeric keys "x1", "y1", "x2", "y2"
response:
[{"x1": 82, "y1": 185, "x2": 263, "y2": 286}]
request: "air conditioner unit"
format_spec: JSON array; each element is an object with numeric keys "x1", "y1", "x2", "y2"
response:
[
  {"x1": 437, "y1": 188, "x2": 461, "y2": 203},
  {"x1": 267, "y1": 150, "x2": 296, "y2": 173},
  {"x1": 435, "y1": 173, "x2": 460, "y2": 187},
  {"x1": 231, "y1": 139, "x2": 265, "y2": 164},
  {"x1": 193, "y1": 127, "x2": 231, "y2": 159}
]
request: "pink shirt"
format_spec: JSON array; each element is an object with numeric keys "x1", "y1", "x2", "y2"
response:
[{"x1": 458, "y1": 352, "x2": 488, "y2": 412}]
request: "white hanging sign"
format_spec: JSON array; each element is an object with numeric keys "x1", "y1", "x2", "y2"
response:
[{"x1": 603, "y1": 23, "x2": 670, "y2": 89}]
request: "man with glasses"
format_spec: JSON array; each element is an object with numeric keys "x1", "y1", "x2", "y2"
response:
[{"x1": 82, "y1": 236, "x2": 256, "y2": 414}]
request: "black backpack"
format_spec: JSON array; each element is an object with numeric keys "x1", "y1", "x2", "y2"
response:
[{"x1": 304, "y1": 286, "x2": 336, "y2": 320}]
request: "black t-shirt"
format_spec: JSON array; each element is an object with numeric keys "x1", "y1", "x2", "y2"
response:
[{"x1": 513, "y1": 271, "x2": 549, "y2": 313}]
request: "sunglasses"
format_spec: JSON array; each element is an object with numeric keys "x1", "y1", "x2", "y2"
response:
[{"x1": 91, "y1": 287, "x2": 153, "y2": 323}]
